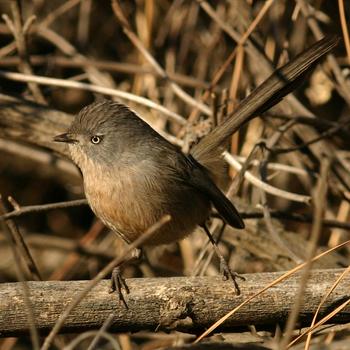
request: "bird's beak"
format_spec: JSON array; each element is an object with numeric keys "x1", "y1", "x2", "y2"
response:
[{"x1": 53, "y1": 133, "x2": 77, "y2": 144}]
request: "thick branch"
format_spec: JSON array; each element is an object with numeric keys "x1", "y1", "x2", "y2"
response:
[
  {"x1": 0, "y1": 93, "x2": 71, "y2": 157},
  {"x1": 0, "y1": 269, "x2": 349, "y2": 336}
]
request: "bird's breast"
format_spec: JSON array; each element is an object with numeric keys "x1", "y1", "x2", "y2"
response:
[{"x1": 82, "y1": 162, "x2": 211, "y2": 245}]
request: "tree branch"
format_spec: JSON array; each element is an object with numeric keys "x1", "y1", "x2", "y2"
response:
[{"x1": 0, "y1": 269, "x2": 349, "y2": 337}]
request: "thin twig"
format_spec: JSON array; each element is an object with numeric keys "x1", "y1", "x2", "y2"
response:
[
  {"x1": 0, "y1": 199, "x2": 88, "y2": 221},
  {"x1": 265, "y1": 120, "x2": 350, "y2": 155},
  {"x1": 111, "y1": 0, "x2": 212, "y2": 116},
  {"x1": 237, "y1": 210, "x2": 350, "y2": 230},
  {"x1": 258, "y1": 202, "x2": 303, "y2": 265},
  {"x1": 0, "y1": 56, "x2": 211, "y2": 89},
  {"x1": 257, "y1": 119, "x2": 309, "y2": 264},
  {"x1": 194, "y1": 239, "x2": 350, "y2": 343},
  {"x1": 0, "y1": 70, "x2": 185, "y2": 125},
  {"x1": 0, "y1": 196, "x2": 40, "y2": 350},
  {"x1": 280, "y1": 158, "x2": 330, "y2": 349},
  {"x1": 40, "y1": 214, "x2": 171, "y2": 350},
  {"x1": 6, "y1": 1, "x2": 46, "y2": 103},
  {"x1": 186, "y1": 0, "x2": 274, "y2": 125},
  {"x1": 338, "y1": 0, "x2": 350, "y2": 65},
  {"x1": 0, "y1": 195, "x2": 41, "y2": 280},
  {"x1": 293, "y1": 266, "x2": 350, "y2": 349},
  {"x1": 223, "y1": 151, "x2": 311, "y2": 204},
  {"x1": 233, "y1": 155, "x2": 314, "y2": 177},
  {"x1": 297, "y1": 0, "x2": 350, "y2": 105},
  {"x1": 40, "y1": 0, "x2": 82, "y2": 28},
  {"x1": 63, "y1": 330, "x2": 121, "y2": 350},
  {"x1": 289, "y1": 296, "x2": 350, "y2": 349},
  {"x1": 48, "y1": 220, "x2": 105, "y2": 281},
  {"x1": 86, "y1": 313, "x2": 118, "y2": 350}
]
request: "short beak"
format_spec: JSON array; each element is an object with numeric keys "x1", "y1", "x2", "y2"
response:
[{"x1": 53, "y1": 133, "x2": 77, "y2": 144}]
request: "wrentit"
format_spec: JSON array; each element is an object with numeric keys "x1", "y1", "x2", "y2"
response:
[
  {"x1": 54, "y1": 100, "x2": 244, "y2": 247},
  {"x1": 53, "y1": 36, "x2": 339, "y2": 296}
]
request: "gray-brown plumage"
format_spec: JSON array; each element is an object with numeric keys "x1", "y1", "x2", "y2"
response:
[
  {"x1": 54, "y1": 101, "x2": 244, "y2": 246},
  {"x1": 54, "y1": 35, "x2": 339, "y2": 247}
]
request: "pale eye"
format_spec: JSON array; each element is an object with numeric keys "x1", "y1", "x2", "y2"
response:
[{"x1": 91, "y1": 135, "x2": 102, "y2": 144}]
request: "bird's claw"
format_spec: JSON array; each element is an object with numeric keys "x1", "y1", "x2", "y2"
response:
[
  {"x1": 109, "y1": 266, "x2": 130, "y2": 309},
  {"x1": 219, "y1": 256, "x2": 245, "y2": 295}
]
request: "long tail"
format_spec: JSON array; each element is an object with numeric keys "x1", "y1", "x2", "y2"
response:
[{"x1": 191, "y1": 35, "x2": 340, "y2": 167}]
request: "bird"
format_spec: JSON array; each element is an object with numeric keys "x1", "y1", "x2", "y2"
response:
[
  {"x1": 54, "y1": 100, "x2": 244, "y2": 245},
  {"x1": 54, "y1": 35, "x2": 339, "y2": 299}
]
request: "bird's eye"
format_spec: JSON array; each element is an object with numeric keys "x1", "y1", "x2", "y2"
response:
[{"x1": 91, "y1": 135, "x2": 102, "y2": 144}]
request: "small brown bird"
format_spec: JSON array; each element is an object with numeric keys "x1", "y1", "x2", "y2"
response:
[
  {"x1": 54, "y1": 36, "x2": 339, "y2": 297},
  {"x1": 54, "y1": 100, "x2": 244, "y2": 247}
]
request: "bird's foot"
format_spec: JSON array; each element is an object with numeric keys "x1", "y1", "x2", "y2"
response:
[
  {"x1": 109, "y1": 266, "x2": 130, "y2": 309},
  {"x1": 108, "y1": 248, "x2": 143, "y2": 308},
  {"x1": 219, "y1": 256, "x2": 245, "y2": 295}
]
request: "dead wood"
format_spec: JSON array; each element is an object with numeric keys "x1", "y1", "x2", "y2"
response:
[
  {"x1": 0, "y1": 269, "x2": 349, "y2": 337},
  {"x1": 0, "y1": 93, "x2": 71, "y2": 157}
]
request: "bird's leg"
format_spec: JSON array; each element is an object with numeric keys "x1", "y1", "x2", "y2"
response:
[
  {"x1": 201, "y1": 224, "x2": 244, "y2": 295},
  {"x1": 109, "y1": 247, "x2": 142, "y2": 308}
]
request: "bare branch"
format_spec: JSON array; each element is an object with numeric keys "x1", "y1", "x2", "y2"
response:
[{"x1": 0, "y1": 270, "x2": 348, "y2": 337}]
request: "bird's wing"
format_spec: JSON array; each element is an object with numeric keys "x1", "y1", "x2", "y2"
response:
[{"x1": 185, "y1": 155, "x2": 244, "y2": 229}]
